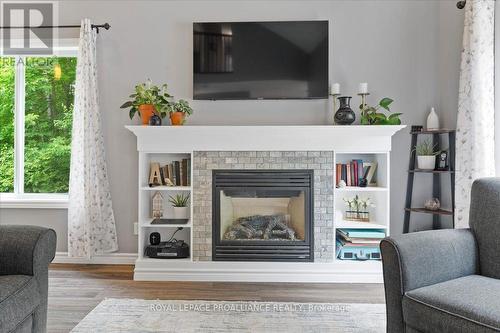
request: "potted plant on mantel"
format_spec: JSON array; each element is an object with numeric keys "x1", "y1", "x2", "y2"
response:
[
  {"x1": 360, "y1": 97, "x2": 402, "y2": 125},
  {"x1": 169, "y1": 193, "x2": 190, "y2": 219},
  {"x1": 414, "y1": 139, "x2": 440, "y2": 170},
  {"x1": 120, "y1": 80, "x2": 172, "y2": 125},
  {"x1": 170, "y1": 99, "x2": 193, "y2": 126}
]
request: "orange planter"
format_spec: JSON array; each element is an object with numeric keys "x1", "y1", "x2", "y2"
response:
[
  {"x1": 170, "y1": 112, "x2": 185, "y2": 126},
  {"x1": 138, "y1": 104, "x2": 156, "y2": 125}
]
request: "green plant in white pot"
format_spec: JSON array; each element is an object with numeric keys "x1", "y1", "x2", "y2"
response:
[
  {"x1": 169, "y1": 193, "x2": 190, "y2": 219},
  {"x1": 414, "y1": 139, "x2": 440, "y2": 170}
]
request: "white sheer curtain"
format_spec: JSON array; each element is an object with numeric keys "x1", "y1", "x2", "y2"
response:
[
  {"x1": 455, "y1": 0, "x2": 495, "y2": 228},
  {"x1": 68, "y1": 19, "x2": 118, "y2": 257}
]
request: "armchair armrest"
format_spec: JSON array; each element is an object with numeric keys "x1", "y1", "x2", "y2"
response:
[
  {"x1": 0, "y1": 225, "x2": 57, "y2": 276},
  {"x1": 380, "y1": 229, "x2": 478, "y2": 333}
]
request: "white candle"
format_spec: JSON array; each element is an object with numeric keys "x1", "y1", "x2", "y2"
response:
[
  {"x1": 359, "y1": 82, "x2": 368, "y2": 94},
  {"x1": 331, "y1": 83, "x2": 340, "y2": 95}
]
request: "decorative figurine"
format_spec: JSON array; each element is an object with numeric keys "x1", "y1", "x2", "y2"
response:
[
  {"x1": 152, "y1": 191, "x2": 164, "y2": 218},
  {"x1": 149, "y1": 114, "x2": 162, "y2": 126},
  {"x1": 424, "y1": 198, "x2": 441, "y2": 211},
  {"x1": 436, "y1": 150, "x2": 448, "y2": 170}
]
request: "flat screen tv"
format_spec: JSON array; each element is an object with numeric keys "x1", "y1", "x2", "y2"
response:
[{"x1": 193, "y1": 21, "x2": 329, "y2": 100}]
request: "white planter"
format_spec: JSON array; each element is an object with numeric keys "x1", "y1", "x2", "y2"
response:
[
  {"x1": 417, "y1": 155, "x2": 436, "y2": 170},
  {"x1": 172, "y1": 207, "x2": 189, "y2": 219}
]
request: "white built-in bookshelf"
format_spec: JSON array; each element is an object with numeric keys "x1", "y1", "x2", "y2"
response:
[
  {"x1": 333, "y1": 152, "x2": 390, "y2": 261},
  {"x1": 138, "y1": 152, "x2": 193, "y2": 263},
  {"x1": 127, "y1": 125, "x2": 405, "y2": 282}
]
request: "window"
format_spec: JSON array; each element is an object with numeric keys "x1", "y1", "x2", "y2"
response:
[{"x1": 0, "y1": 52, "x2": 77, "y2": 207}]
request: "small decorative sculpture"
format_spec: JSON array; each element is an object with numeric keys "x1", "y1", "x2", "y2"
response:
[
  {"x1": 436, "y1": 151, "x2": 448, "y2": 170},
  {"x1": 424, "y1": 198, "x2": 441, "y2": 211},
  {"x1": 152, "y1": 191, "x2": 164, "y2": 218},
  {"x1": 338, "y1": 180, "x2": 347, "y2": 188}
]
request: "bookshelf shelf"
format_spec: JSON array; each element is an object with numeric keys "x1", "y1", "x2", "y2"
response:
[
  {"x1": 140, "y1": 218, "x2": 192, "y2": 228},
  {"x1": 335, "y1": 187, "x2": 387, "y2": 192},
  {"x1": 141, "y1": 186, "x2": 191, "y2": 191},
  {"x1": 140, "y1": 257, "x2": 192, "y2": 263},
  {"x1": 336, "y1": 220, "x2": 387, "y2": 229},
  {"x1": 405, "y1": 207, "x2": 453, "y2": 216}
]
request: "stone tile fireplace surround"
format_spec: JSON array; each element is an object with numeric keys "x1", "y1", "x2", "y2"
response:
[{"x1": 192, "y1": 151, "x2": 334, "y2": 262}]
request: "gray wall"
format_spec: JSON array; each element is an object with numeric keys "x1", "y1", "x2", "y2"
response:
[{"x1": 0, "y1": 0, "x2": 465, "y2": 253}]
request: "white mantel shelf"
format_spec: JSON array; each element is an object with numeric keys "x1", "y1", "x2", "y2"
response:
[
  {"x1": 126, "y1": 125, "x2": 406, "y2": 153},
  {"x1": 127, "y1": 124, "x2": 406, "y2": 283}
]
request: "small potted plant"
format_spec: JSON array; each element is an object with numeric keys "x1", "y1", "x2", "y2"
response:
[
  {"x1": 170, "y1": 99, "x2": 193, "y2": 126},
  {"x1": 168, "y1": 193, "x2": 190, "y2": 219},
  {"x1": 120, "y1": 79, "x2": 172, "y2": 125},
  {"x1": 414, "y1": 139, "x2": 440, "y2": 170}
]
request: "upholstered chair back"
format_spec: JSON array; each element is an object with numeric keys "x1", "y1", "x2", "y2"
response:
[{"x1": 469, "y1": 178, "x2": 500, "y2": 279}]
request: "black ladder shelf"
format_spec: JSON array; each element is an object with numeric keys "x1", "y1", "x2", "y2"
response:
[{"x1": 403, "y1": 129, "x2": 456, "y2": 233}]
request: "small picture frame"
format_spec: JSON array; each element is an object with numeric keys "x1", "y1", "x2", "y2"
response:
[{"x1": 363, "y1": 162, "x2": 378, "y2": 186}]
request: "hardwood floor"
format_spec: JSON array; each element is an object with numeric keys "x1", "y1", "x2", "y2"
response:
[{"x1": 48, "y1": 264, "x2": 385, "y2": 333}]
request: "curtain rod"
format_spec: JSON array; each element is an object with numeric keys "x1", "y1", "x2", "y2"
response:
[
  {"x1": 457, "y1": 1, "x2": 466, "y2": 9},
  {"x1": 0, "y1": 23, "x2": 110, "y2": 33}
]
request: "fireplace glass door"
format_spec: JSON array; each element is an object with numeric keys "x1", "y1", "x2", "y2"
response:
[
  {"x1": 219, "y1": 189, "x2": 307, "y2": 242},
  {"x1": 213, "y1": 170, "x2": 313, "y2": 262}
]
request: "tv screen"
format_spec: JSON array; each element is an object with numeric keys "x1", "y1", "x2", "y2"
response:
[{"x1": 193, "y1": 21, "x2": 329, "y2": 100}]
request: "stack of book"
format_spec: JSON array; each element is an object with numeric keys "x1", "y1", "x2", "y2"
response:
[
  {"x1": 336, "y1": 228, "x2": 385, "y2": 260},
  {"x1": 159, "y1": 159, "x2": 191, "y2": 186},
  {"x1": 336, "y1": 160, "x2": 364, "y2": 187}
]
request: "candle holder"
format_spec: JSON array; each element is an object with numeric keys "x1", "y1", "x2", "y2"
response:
[
  {"x1": 330, "y1": 93, "x2": 341, "y2": 124},
  {"x1": 358, "y1": 92, "x2": 370, "y2": 121}
]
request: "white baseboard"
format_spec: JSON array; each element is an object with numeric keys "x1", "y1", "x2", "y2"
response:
[
  {"x1": 53, "y1": 252, "x2": 137, "y2": 265},
  {"x1": 133, "y1": 260, "x2": 384, "y2": 283}
]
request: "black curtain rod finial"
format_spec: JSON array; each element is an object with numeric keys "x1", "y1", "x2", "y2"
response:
[
  {"x1": 91, "y1": 23, "x2": 110, "y2": 33},
  {"x1": 457, "y1": 0, "x2": 466, "y2": 9}
]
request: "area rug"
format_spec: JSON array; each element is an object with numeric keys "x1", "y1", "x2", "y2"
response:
[{"x1": 71, "y1": 299, "x2": 385, "y2": 332}]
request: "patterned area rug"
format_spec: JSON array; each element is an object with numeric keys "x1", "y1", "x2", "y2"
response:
[{"x1": 72, "y1": 299, "x2": 385, "y2": 333}]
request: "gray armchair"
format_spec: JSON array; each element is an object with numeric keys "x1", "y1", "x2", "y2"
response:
[
  {"x1": 0, "y1": 226, "x2": 56, "y2": 333},
  {"x1": 381, "y1": 178, "x2": 500, "y2": 333}
]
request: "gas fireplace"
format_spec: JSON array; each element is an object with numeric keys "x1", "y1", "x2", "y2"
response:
[{"x1": 212, "y1": 170, "x2": 314, "y2": 262}]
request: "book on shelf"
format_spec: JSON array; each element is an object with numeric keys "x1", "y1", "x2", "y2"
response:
[
  {"x1": 149, "y1": 158, "x2": 191, "y2": 187},
  {"x1": 336, "y1": 160, "x2": 375, "y2": 187}
]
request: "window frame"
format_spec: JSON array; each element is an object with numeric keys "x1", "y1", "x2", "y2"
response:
[{"x1": 0, "y1": 40, "x2": 78, "y2": 209}]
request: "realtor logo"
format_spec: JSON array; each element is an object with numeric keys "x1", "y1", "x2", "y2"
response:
[{"x1": 1, "y1": 2, "x2": 55, "y2": 55}]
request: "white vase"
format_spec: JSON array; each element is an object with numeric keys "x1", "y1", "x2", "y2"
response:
[
  {"x1": 417, "y1": 155, "x2": 436, "y2": 170},
  {"x1": 426, "y1": 107, "x2": 440, "y2": 130},
  {"x1": 173, "y1": 207, "x2": 189, "y2": 219}
]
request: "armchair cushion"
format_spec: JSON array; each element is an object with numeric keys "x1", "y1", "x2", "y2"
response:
[
  {"x1": 0, "y1": 275, "x2": 40, "y2": 333},
  {"x1": 403, "y1": 275, "x2": 500, "y2": 332}
]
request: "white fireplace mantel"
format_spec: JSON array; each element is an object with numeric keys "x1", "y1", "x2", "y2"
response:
[
  {"x1": 126, "y1": 125, "x2": 406, "y2": 153},
  {"x1": 127, "y1": 125, "x2": 406, "y2": 283}
]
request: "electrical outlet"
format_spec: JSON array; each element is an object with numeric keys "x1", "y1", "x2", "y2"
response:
[{"x1": 133, "y1": 222, "x2": 138, "y2": 235}]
